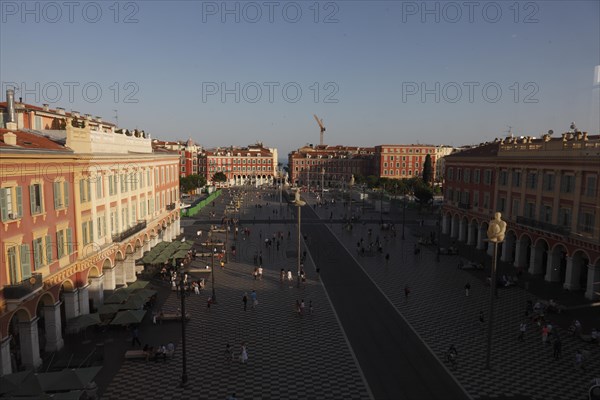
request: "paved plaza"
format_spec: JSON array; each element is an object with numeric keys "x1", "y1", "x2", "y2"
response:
[{"x1": 82, "y1": 188, "x2": 598, "y2": 399}]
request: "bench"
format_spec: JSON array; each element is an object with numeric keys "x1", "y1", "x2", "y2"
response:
[{"x1": 160, "y1": 313, "x2": 191, "y2": 321}]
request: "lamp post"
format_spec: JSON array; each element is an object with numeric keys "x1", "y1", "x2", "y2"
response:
[
  {"x1": 292, "y1": 189, "x2": 306, "y2": 288},
  {"x1": 224, "y1": 214, "x2": 229, "y2": 263},
  {"x1": 402, "y1": 189, "x2": 406, "y2": 240},
  {"x1": 348, "y1": 174, "x2": 355, "y2": 217},
  {"x1": 485, "y1": 212, "x2": 506, "y2": 370},
  {"x1": 321, "y1": 168, "x2": 325, "y2": 202},
  {"x1": 207, "y1": 230, "x2": 217, "y2": 303},
  {"x1": 179, "y1": 263, "x2": 188, "y2": 386}
]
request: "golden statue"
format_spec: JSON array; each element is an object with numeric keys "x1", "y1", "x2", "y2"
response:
[{"x1": 487, "y1": 212, "x2": 506, "y2": 243}]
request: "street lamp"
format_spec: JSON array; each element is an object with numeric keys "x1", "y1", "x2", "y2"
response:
[
  {"x1": 485, "y1": 212, "x2": 506, "y2": 370},
  {"x1": 207, "y1": 230, "x2": 218, "y2": 303},
  {"x1": 321, "y1": 168, "x2": 325, "y2": 203},
  {"x1": 178, "y1": 263, "x2": 188, "y2": 386},
  {"x1": 436, "y1": 209, "x2": 442, "y2": 262},
  {"x1": 348, "y1": 174, "x2": 355, "y2": 217},
  {"x1": 292, "y1": 189, "x2": 306, "y2": 288},
  {"x1": 402, "y1": 189, "x2": 406, "y2": 240}
]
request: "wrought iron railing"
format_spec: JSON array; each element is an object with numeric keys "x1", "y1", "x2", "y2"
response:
[
  {"x1": 516, "y1": 216, "x2": 570, "y2": 236},
  {"x1": 112, "y1": 221, "x2": 147, "y2": 242},
  {"x1": 3, "y1": 273, "x2": 43, "y2": 299}
]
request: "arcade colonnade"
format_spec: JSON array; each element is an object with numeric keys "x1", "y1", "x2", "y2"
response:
[
  {"x1": 442, "y1": 213, "x2": 600, "y2": 301},
  {"x1": 0, "y1": 218, "x2": 180, "y2": 375}
]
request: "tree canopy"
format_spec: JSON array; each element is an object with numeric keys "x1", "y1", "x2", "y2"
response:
[{"x1": 212, "y1": 172, "x2": 227, "y2": 183}]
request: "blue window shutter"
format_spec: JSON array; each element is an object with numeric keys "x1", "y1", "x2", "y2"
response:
[
  {"x1": 16, "y1": 186, "x2": 23, "y2": 217},
  {"x1": 64, "y1": 181, "x2": 69, "y2": 207},
  {"x1": 45, "y1": 234, "x2": 52, "y2": 264},
  {"x1": 0, "y1": 188, "x2": 7, "y2": 221},
  {"x1": 20, "y1": 244, "x2": 31, "y2": 279}
]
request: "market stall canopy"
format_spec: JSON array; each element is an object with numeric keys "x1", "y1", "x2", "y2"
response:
[
  {"x1": 104, "y1": 290, "x2": 130, "y2": 304},
  {"x1": 110, "y1": 309, "x2": 146, "y2": 325}
]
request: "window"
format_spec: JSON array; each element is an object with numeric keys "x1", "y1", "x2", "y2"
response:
[
  {"x1": 456, "y1": 168, "x2": 462, "y2": 181},
  {"x1": 526, "y1": 172, "x2": 537, "y2": 189},
  {"x1": 7, "y1": 246, "x2": 19, "y2": 284},
  {"x1": 525, "y1": 202, "x2": 536, "y2": 218},
  {"x1": 578, "y1": 209, "x2": 595, "y2": 233},
  {"x1": 30, "y1": 183, "x2": 44, "y2": 214},
  {"x1": 558, "y1": 207, "x2": 571, "y2": 227},
  {"x1": 483, "y1": 170, "x2": 492, "y2": 185},
  {"x1": 79, "y1": 178, "x2": 91, "y2": 203},
  {"x1": 543, "y1": 173, "x2": 555, "y2": 191},
  {"x1": 584, "y1": 175, "x2": 597, "y2": 197},
  {"x1": 497, "y1": 197, "x2": 506, "y2": 213},
  {"x1": 463, "y1": 169, "x2": 470, "y2": 183},
  {"x1": 473, "y1": 169, "x2": 480, "y2": 184},
  {"x1": 540, "y1": 204, "x2": 552, "y2": 223},
  {"x1": 560, "y1": 174, "x2": 574, "y2": 193},
  {"x1": 512, "y1": 171, "x2": 521, "y2": 187},
  {"x1": 473, "y1": 191, "x2": 479, "y2": 207},
  {"x1": 511, "y1": 199, "x2": 520, "y2": 217},
  {"x1": 53, "y1": 181, "x2": 69, "y2": 209},
  {"x1": 120, "y1": 174, "x2": 128, "y2": 193},
  {"x1": 95, "y1": 176, "x2": 103, "y2": 199},
  {"x1": 82, "y1": 220, "x2": 94, "y2": 245},
  {"x1": 499, "y1": 170, "x2": 508, "y2": 185},
  {"x1": 97, "y1": 214, "x2": 106, "y2": 238},
  {"x1": 0, "y1": 186, "x2": 23, "y2": 220},
  {"x1": 33, "y1": 237, "x2": 44, "y2": 269},
  {"x1": 483, "y1": 193, "x2": 490, "y2": 209}
]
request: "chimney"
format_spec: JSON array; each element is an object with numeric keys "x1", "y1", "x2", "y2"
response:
[
  {"x1": 56, "y1": 107, "x2": 65, "y2": 115},
  {"x1": 42, "y1": 104, "x2": 49, "y2": 111},
  {"x1": 3, "y1": 131, "x2": 17, "y2": 146},
  {"x1": 72, "y1": 111, "x2": 80, "y2": 118},
  {"x1": 6, "y1": 89, "x2": 16, "y2": 123}
]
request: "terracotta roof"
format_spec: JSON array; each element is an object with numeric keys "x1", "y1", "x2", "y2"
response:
[{"x1": 0, "y1": 129, "x2": 70, "y2": 151}]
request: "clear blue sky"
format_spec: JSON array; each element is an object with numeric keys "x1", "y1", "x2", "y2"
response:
[{"x1": 1, "y1": 0, "x2": 599, "y2": 157}]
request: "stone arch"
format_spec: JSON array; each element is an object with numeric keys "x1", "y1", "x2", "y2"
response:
[
  {"x1": 35, "y1": 292, "x2": 57, "y2": 354},
  {"x1": 134, "y1": 239, "x2": 143, "y2": 250},
  {"x1": 115, "y1": 251, "x2": 125, "y2": 262},
  {"x1": 125, "y1": 244, "x2": 135, "y2": 256},
  {"x1": 479, "y1": 221, "x2": 489, "y2": 252},
  {"x1": 501, "y1": 229, "x2": 518, "y2": 264},
  {"x1": 530, "y1": 237, "x2": 549, "y2": 276},
  {"x1": 568, "y1": 249, "x2": 590, "y2": 291},
  {"x1": 547, "y1": 243, "x2": 568, "y2": 283},
  {"x1": 102, "y1": 258, "x2": 112, "y2": 270},
  {"x1": 6, "y1": 307, "x2": 35, "y2": 372},
  {"x1": 61, "y1": 279, "x2": 75, "y2": 293},
  {"x1": 87, "y1": 266, "x2": 101, "y2": 280},
  {"x1": 458, "y1": 215, "x2": 469, "y2": 242}
]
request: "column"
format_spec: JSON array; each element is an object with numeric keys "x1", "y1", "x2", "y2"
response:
[
  {"x1": 528, "y1": 249, "x2": 539, "y2": 275},
  {"x1": 0, "y1": 336, "x2": 12, "y2": 376},
  {"x1": 513, "y1": 239, "x2": 522, "y2": 268},
  {"x1": 78, "y1": 285, "x2": 90, "y2": 316},
  {"x1": 19, "y1": 318, "x2": 42, "y2": 369},
  {"x1": 89, "y1": 275, "x2": 105, "y2": 309},
  {"x1": 585, "y1": 264, "x2": 599, "y2": 300},
  {"x1": 466, "y1": 223, "x2": 475, "y2": 246},
  {"x1": 476, "y1": 227, "x2": 485, "y2": 250},
  {"x1": 62, "y1": 290, "x2": 80, "y2": 321},
  {"x1": 544, "y1": 252, "x2": 561, "y2": 282},
  {"x1": 115, "y1": 260, "x2": 126, "y2": 287},
  {"x1": 450, "y1": 218, "x2": 458, "y2": 239},
  {"x1": 458, "y1": 218, "x2": 466, "y2": 242},
  {"x1": 125, "y1": 257, "x2": 136, "y2": 283},
  {"x1": 562, "y1": 257, "x2": 579, "y2": 290},
  {"x1": 103, "y1": 267, "x2": 116, "y2": 291},
  {"x1": 42, "y1": 302, "x2": 64, "y2": 352},
  {"x1": 442, "y1": 214, "x2": 449, "y2": 235}
]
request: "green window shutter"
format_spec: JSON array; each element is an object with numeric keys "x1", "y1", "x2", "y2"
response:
[
  {"x1": 29, "y1": 185, "x2": 36, "y2": 214},
  {"x1": 0, "y1": 188, "x2": 7, "y2": 221},
  {"x1": 87, "y1": 180, "x2": 92, "y2": 201},
  {"x1": 89, "y1": 221, "x2": 94, "y2": 242},
  {"x1": 79, "y1": 180, "x2": 85, "y2": 202},
  {"x1": 53, "y1": 182, "x2": 60, "y2": 209},
  {"x1": 16, "y1": 186, "x2": 23, "y2": 217},
  {"x1": 56, "y1": 231, "x2": 64, "y2": 258},
  {"x1": 45, "y1": 234, "x2": 52, "y2": 264},
  {"x1": 33, "y1": 239, "x2": 42, "y2": 269},
  {"x1": 66, "y1": 228, "x2": 73, "y2": 254},
  {"x1": 20, "y1": 244, "x2": 31, "y2": 279},
  {"x1": 82, "y1": 223, "x2": 88, "y2": 245},
  {"x1": 64, "y1": 181, "x2": 69, "y2": 207}
]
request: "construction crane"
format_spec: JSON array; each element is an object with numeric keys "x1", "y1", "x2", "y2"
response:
[{"x1": 313, "y1": 114, "x2": 326, "y2": 146}]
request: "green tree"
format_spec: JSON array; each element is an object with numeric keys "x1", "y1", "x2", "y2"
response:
[
  {"x1": 413, "y1": 182, "x2": 433, "y2": 205},
  {"x1": 422, "y1": 154, "x2": 433, "y2": 185},
  {"x1": 366, "y1": 175, "x2": 379, "y2": 188},
  {"x1": 180, "y1": 174, "x2": 206, "y2": 193},
  {"x1": 212, "y1": 172, "x2": 227, "y2": 183}
]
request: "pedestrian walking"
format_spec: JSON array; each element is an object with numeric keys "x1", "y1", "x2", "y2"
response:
[
  {"x1": 575, "y1": 350, "x2": 584, "y2": 370},
  {"x1": 542, "y1": 324, "x2": 549, "y2": 345},
  {"x1": 240, "y1": 343, "x2": 248, "y2": 363},
  {"x1": 258, "y1": 266, "x2": 263, "y2": 280},
  {"x1": 385, "y1": 253, "x2": 390, "y2": 265},
  {"x1": 300, "y1": 299, "x2": 305, "y2": 315},
  {"x1": 404, "y1": 285, "x2": 411, "y2": 301},
  {"x1": 250, "y1": 290, "x2": 258, "y2": 309},
  {"x1": 220, "y1": 260, "x2": 225, "y2": 270},
  {"x1": 553, "y1": 338, "x2": 562, "y2": 360},
  {"x1": 309, "y1": 300, "x2": 313, "y2": 314},
  {"x1": 207, "y1": 296, "x2": 212, "y2": 309},
  {"x1": 287, "y1": 269, "x2": 293, "y2": 282},
  {"x1": 242, "y1": 292, "x2": 248, "y2": 311},
  {"x1": 518, "y1": 322, "x2": 526, "y2": 341},
  {"x1": 225, "y1": 343, "x2": 234, "y2": 361},
  {"x1": 479, "y1": 311, "x2": 485, "y2": 327},
  {"x1": 280, "y1": 268, "x2": 285, "y2": 283},
  {"x1": 131, "y1": 326, "x2": 142, "y2": 347},
  {"x1": 464, "y1": 282, "x2": 471, "y2": 296}
]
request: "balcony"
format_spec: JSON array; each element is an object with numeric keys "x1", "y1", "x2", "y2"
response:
[
  {"x1": 458, "y1": 202, "x2": 471, "y2": 209},
  {"x1": 166, "y1": 203, "x2": 177, "y2": 211},
  {"x1": 3, "y1": 273, "x2": 43, "y2": 300},
  {"x1": 112, "y1": 221, "x2": 147, "y2": 243},
  {"x1": 516, "y1": 216, "x2": 570, "y2": 237}
]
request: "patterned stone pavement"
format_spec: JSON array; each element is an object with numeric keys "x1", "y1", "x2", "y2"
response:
[
  {"x1": 102, "y1": 219, "x2": 372, "y2": 399},
  {"x1": 100, "y1": 189, "x2": 598, "y2": 400},
  {"x1": 310, "y1": 200, "x2": 600, "y2": 400}
]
